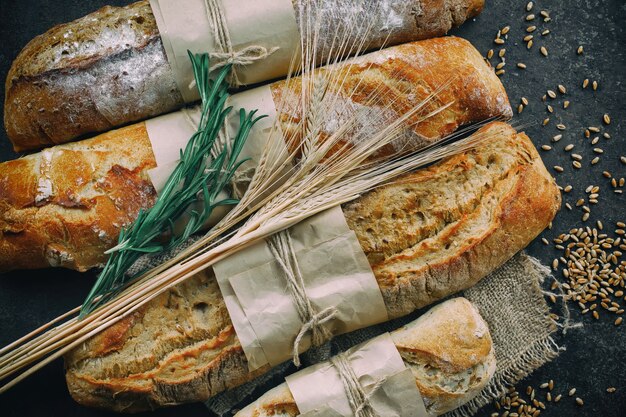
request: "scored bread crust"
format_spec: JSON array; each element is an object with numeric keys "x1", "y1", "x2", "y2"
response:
[
  {"x1": 4, "y1": 0, "x2": 484, "y2": 151},
  {"x1": 0, "y1": 36, "x2": 510, "y2": 272},
  {"x1": 236, "y1": 298, "x2": 495, "y2": 417},
  {"x1": 64, "y1": 122, "x2": 560, "y2": 412}
]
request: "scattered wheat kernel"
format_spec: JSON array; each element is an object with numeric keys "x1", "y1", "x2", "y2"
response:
[
  {"x1": 564, "y1": 100, "x2": 570, "y2": 108},
  {"x1": 576, "y1": 398, "x2": 584, "y2": 406},
  {"x1": 564, "y1": 185, "x2": 573, "y2": 192},
  {"x1": 524, "y1": 34, "x2": 534, "y2": 42},
  {"x1": 542, "y1": 29, "x2": 550, "y2": 35},
  {"x1": 541, "y1": 145, "x2": 551, "y2": 151},
  {"x1": 547, "y1": 90, "x2": 557, "y2": 98},
  {"x1": 527, "y1": 14, "x2": 536, "y2": 21},
  {"x1": 565, "y1": 202, "x2": 572, "y2": 210},
  {"x1": 603, "y1": 114, "x2": 611, "y2": 125},
  {"x1": 558, "y1": 85, "x2": 567, "y2": 94},
  {"x1": 527, "y1": 25, "x2": 537, "y2": 32},
  {"x1": 518, "y1": 104, "x2": 524, "y2": 114},
  {"x1": 569, "y1": 388, "x2": 576, "y2": 396},
  {"x1": 521, "y1": 97, "x2": 529, "y2": 105},
  {"x1": 502, "y1": 26, "x2": 511, "y2": 35},
  {"x1": 607, "y1": 387, "x2": 616, "y2": 393},
  {"x1": 589, "y1": 126, "x2": 600, "y2": 132},
  {"x1": 543, "y1": 118, "x2": 550, "y2": 126},
  {"x1": 616, "y1": 317, "x2": 623, "y2": 326},
  {"x1": 573, "y1": 161, "x2": 582, "y2": 169},
  {"x1": 591, "y1": 157, "x2": 600, "y2": 165},
  {"x1": 557, "y1": 124, "x2": 566, "y2": 130},
  {"x1": 517, "y1": 62, "x2": 527, "y2": 69},
  {"x1": 603, "y1": 171, "x2": 611, "y2": 178},
  {"x1": 544, "y1": 17, "x2": 551, "y2": 22},
  {"x1": 542, "y1": 238, "x2": 549, "y2": 245},
  {"x1": 591, "y1": 137, "x2": 600, "y2": 144},
  {"x1": 487, "y1": 49, "x2": 494, "y2": 59},
  {"x1": 496, "y1": 69, "x2": 506, "y2": 76},
  {"x1": 552, "y1": 134, "x2": 562, "y2": 142},
  {"x1": 564, "y1": 144, "x2": 574, "y2": 151},
  {"x1": 617, "y1": 222, "x2": 625, "y2": 228},
  {"x1": 583, "y1": 79, "x2": 589, "y2": 88},
  {"x1": 603, "y1": 132, "x2": 611, "y2": 139},
  {"x1": 554, "y1": 166, "x2": 564, "y2": 172},
  {"x1": 547, "y1": 105, "x2": 554, "y2": 113},
  {"x1": 496, "y1": 62, "x2": 506, "y2": 70},
  {"x1": 597, "y1": 220, "x2": 603, "y2": 230},
  {"x1": 527, "y1": 39, "x2": 534, "y2": 49},
  {"x1": 527, "y1": 1, "x2": 534, "y2": 11},
  {"x1": 555, "y1": 394, "x2": 562, "y2": 402},
  {"x1": 577, "y1": 45, "x2": 584, "y2": 55},
  {"x1": 593, "y1": 80, "x2": 598, "y2": 90},
  {"x1": 499, "y1": 49, "x2": 507, "y2": 58},
  {"x1": 584, "y1": 129, "x2": 591, "y2": 137},
  {"x1": 582, "y1": 212, "x2": 589, "y2": 222},
  {"x1": 540, "y1": 383, "x2": 549, "y2": 389},
  {"x1": 541, "y1": 46, "x2": 548, "y2": 56},
  {"x1": 620, "y1": 156, "x2": 626, "y2": 165},
  {"x1": 495, "y1": 38, "x2": 505, "y2": 45},
  {"x1": 620, "y1": 178, "x2": 625, "y2": 186}
]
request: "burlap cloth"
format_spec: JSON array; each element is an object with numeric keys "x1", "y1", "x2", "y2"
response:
[{"x1": 197, "y1": 252, "x2": 563, "y2": 417}]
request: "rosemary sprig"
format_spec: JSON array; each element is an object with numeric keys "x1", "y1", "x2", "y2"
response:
[{"x1": 79, "y1": 52, "x2": 264, "y2": 318}]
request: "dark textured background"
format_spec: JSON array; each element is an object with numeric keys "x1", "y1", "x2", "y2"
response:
[{"x1": 0, "y1": 0, "x2": 625, "y2": 416}]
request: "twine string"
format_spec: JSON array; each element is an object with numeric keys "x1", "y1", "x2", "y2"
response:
[
  {"x1": 268, "y1": 230, "x2": 338, "y2": 367},
  {"x1": 204, "y1": 0, "x2": 280, "y2": 85},
  {"x1": 329, "y1": 352, "x2": 383, "y2": 417}
]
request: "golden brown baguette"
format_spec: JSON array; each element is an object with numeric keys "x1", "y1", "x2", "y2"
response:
[
  {"x1": 63, "y1": 122, "x2": 560, "y2": 412},
  {"x1": 4, "y1": 0, "x2": 484, "y2": 151},
  {"x1": 0, "y1": 37, "x2": 511, "y2": 272},
  {"x1": 236, "y1": 298, "x2": 495, "y2": 417}
]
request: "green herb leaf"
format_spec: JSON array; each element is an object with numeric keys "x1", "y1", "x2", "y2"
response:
[{"x1": 79, "y1": 53, "x2": 265, "y2": 318}]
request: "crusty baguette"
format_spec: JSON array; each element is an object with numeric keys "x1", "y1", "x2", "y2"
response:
[
  {"x1": 4, "y1": 0, "x2": 484, "y2": 151},
  {"x1": 0, "y1": 37, "x2": 511, "y2": 272},
  {"x1": 63, "y1": 122, "x2": 560, "y2": 412},
  {"x1": 236, "y1": 298, "x2": 495, "y2": 417}
]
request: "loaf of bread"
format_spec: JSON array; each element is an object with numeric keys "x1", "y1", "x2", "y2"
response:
[
  {"x1": 236, "y1": 298, "x2": 495, "y2": 417},
  {"x1": 0, "y1": 37, "x2": 511, "y2": 272},
  {"x1": 4, "y1": 0, "x2": 484, "y2": 151},
  {"x1": 64, "y1": 122, "x2": 560, "y2": 412}
]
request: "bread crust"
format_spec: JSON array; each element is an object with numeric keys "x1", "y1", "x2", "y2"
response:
[
  {"x1": 4, "y1": 0, "x2": 484, "y2": 151},
  {"x1": 235, "y1": 298, "x2": 495, "y2": 417},
  {"x1": 0, "y1": 37, "x2": 510, "y2": 273},
  {"x1": 63, "y1": 122, "x2": 559, "y2": 412}
]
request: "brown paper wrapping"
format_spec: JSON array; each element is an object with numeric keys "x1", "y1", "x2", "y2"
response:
[
  {"x1": 287, "y1": 333, "x2": 429, "y2": 417},
  {"x1": 213, "y1": 206, "x2": 389, "y2": 371},
  {"x1": 149, "y1": 0, "x2": 300, "y2": 100}
]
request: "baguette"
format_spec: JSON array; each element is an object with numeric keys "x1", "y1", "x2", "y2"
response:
[
  {"x1": 5, "y1": 0, "x2": 484, "y2": 151},
  {"x1": 64, "y1": 122, "x2": 560, "y2": 412},
  {"x1": 236, "y1": 298, "x2": 495, "y2": 417},
  {"x1": 0, "y1": 37, "x2": 511, "y2": 272}
]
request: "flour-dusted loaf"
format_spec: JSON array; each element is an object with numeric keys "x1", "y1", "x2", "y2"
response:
[
  {"x1": 64, "y1": 122, "x2": 560, "y2": 412},
  {"x1": 0, "y1": 37, "x2": 511, "y2": 272},
  {"x1": 237, "y1": 298, "x2": 495, "y2": 417},
  {"x1": 4, "y1": 0, "x2": 484, "y2": 151}
]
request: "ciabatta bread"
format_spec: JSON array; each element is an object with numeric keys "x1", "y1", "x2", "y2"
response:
[
  {"x1": 0, "y1": 37, "x2": 511, "y2": 272},
  {"x1": 64, "y1": 122, "x2": 560, "y2": 412},
  {"x1": 4, "y1": 0, "x2": 484, "y2": 151},
  {"x1": 236, "y1": 298, "x2": 495, "y2": 417}
]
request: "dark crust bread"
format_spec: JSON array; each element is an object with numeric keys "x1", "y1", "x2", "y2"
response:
[
  {"x1": 4, "y1": 0, "x2": 484, "y2": 151},
  {"x1": 63, "y1": 122, "x2": 559, "y2": 412},
  {"x1": 0, "y1": 37, "x2": 510, "y2": 273}
]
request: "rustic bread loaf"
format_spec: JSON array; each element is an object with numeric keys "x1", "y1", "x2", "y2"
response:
[
  {"x1": 64, "y1": 122, "x2": 560, "y2": 412},
  {"x1": 4, "y1": 0, "x2": 484, "y2": 151},
  {"x1": 236, "y1": 298, "x2": 495, "y2": 417},
  {"x1": 0, "y1": 37, "x2": 511, "y2": 272}
]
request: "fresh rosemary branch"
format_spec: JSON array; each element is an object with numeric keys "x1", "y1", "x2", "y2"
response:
[{"x1": 79, "y1": 52, "x2": 264, "y2": 318}]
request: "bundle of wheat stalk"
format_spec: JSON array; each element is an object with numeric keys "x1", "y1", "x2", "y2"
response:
[{"x1": 0, "y1": 1, "x2": 505, "y2": 400}]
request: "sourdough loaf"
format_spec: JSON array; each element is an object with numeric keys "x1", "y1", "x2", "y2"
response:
[
  {"x1": 4, "y1": 0, "x2": 484, "y2": 151},
  {"x1": 0, "y1": 37, "x2": 511, "y2": 272},
  {"x1": 64, "y1": 122, "x2": 560, "y2": 412},
  {"x1": 236, "y1": 298, "x2": 495, "y2": 417}
]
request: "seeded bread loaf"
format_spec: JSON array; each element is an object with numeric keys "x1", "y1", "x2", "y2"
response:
[
  {"x1": 4, "y1": 0, "x2": 484, "y2": 151},
  {"x1": 236, "y1": 298, "x2": 495, "y2": 417},
  {"x1": 0, "y1": 37, "x2": 511, "y2": 272},
  {"x1": 64, "y1": 122, "x2": 560, "y2": 412}
]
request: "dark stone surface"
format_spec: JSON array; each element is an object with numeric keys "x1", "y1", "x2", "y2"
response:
[{"x1": 0, "y1": 0, "x2": 624, "y2": 416}]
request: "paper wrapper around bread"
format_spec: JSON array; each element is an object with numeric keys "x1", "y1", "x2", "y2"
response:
[
  {"x1": 150, "y1": 0, "x2": 300, "y2": 100},
  {"x1": 284, "y1": 333, "x2": 429, "y2": 417},
  {"x1": 145, "y1": 84, "x2": 284, "y2": 229}
]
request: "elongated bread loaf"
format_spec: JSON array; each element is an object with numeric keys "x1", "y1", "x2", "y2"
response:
[
  {"x1": 64, "y1": 122, "x2": 560, "y2": 412},
  {"x1": 0, "y1": 37, "x2": 511, "y2": 272},
  {"x1": 236, "y1": 298, "x2": 495, "y2": 417},
  {"x1": 4, "y1": 0, "x2": 484, "y2": 151}
]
